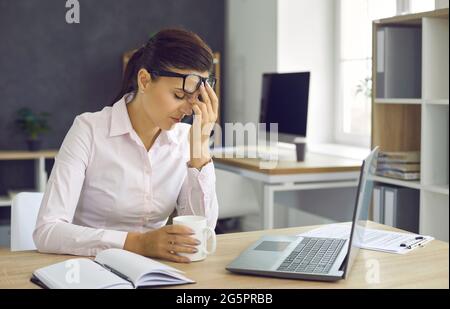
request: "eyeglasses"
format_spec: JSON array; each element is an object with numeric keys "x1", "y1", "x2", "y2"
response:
[{"x1": 149, "y1": 70, "x2": 216, "y2": 94}]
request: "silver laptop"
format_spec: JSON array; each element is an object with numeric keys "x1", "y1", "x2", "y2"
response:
[{"x1": 226, "y1": 147, "x2": 379, "y2": 281}]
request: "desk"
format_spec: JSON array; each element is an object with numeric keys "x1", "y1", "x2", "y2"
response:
[
  {"x1": 0, "y1": 222, "x2": 447, "y2": 288},
  {"x1": 213, "y1": 152, "x2": 362, "y2": 229},
  {"x1": 0, "y1": 150, "x2": 58, "y2": 207}
]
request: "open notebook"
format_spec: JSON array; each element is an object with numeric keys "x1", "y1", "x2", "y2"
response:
[{"x1": 31, "y1": 249, "x2": 194, "y2": 289}]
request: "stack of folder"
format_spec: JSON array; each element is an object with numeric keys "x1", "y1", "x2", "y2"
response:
[
  {"x1": 372, "y1": 184, "x2": 420, "y2": 233},
  {"x1": 376, "y1": 151, "x2": 420, "y2": 180}
]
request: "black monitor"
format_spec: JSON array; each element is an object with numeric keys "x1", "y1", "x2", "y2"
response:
[{"x1": 259, "y1": 72, "x2": 310, "y2": 141}]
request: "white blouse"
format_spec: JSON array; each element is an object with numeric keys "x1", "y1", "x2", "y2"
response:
[{"x1": 33, "y1": 95, "x2": 219, "y2": 256}]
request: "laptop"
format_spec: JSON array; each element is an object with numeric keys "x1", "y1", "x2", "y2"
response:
[{"x1": 226, "y1": 147, "x2": 379, "y2": 281}]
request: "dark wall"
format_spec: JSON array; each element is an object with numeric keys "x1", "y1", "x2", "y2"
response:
[{"x1": 0, "y1": 0, "x2": 224, "y2": 193}]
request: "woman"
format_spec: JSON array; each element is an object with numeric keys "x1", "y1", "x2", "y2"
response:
[{"x1": 33, "y1": 28, "x2": 219, "y2": 263}]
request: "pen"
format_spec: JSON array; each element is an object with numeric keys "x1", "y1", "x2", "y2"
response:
[
  {"x1": 94, "y1": 261, "x2": 135, "y2": 288},
  {"x1": 400, "y1": 236, "x2": 426, "y2": 249}
]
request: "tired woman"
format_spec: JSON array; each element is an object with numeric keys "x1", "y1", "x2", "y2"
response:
[{"x1": 33, "y1": 28, "x2": 219, "y2": 263}]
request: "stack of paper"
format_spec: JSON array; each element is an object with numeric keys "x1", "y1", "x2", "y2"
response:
[
  {"x1": 376, "y1": 151, "x2": 420, "y2": 180},
  {"x1": 297, "y1": 223, "x2": 433, "y2": 254}
]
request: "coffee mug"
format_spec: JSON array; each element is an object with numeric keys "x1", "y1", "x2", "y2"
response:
[{"x1": 172, "y1": 215, "x2": 216, "y2": 262}]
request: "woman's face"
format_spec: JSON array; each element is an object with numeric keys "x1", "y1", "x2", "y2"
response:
[{"x1": 138, "y1": 68, "x2": 209, "y2": 130}]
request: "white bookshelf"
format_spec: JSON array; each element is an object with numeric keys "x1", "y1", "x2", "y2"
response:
[
  {"x1": 372, "y1": 9, "x2": 449, "y2": 241},
  {"x1": 425, "y1": 99, "x2": 449, "y2": 106},
  {"x1": 421, "y1": 13, "x2": 449, "y2": 242},
  {"x1": 369, "y1": 175, "x2": 422, "y2": 190},
  {"x1": 370, "y1": 176, "x2": 449, "y2": 195},
  {"x1": 423, "y1": 184, "x2": 449, "y2": 195},
  {"x1": 374, "y1": 99, "x2": 450, "y2": 106},
  {"x1": 374, "y1": 98, "x2": 423, "y2": 105}
]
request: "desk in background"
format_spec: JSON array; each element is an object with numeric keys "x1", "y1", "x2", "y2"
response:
[
  {"x1": 0, "y1": 222, "x2": 447, "y2": 289},
  {"x1": 213, "y1": 152, "x2": 362, "y2": 229},
  {"x1": 0, "y1": 150, "x2": 58, "y2": 207}
]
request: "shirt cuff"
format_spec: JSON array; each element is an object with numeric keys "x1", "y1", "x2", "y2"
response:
[
  {"x1": 101, "y1": 229, "x2": 128, "y2": 249},
  {"x1": 187, "y1": 160, "x2": 216, "y2": 192}
]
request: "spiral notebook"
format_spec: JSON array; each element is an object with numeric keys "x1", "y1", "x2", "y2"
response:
[{"x1": 31, "y1": 248, "x2": 194, "y2": 289}]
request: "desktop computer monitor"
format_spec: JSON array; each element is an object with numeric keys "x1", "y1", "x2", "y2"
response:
[{"x1": 259, "y1": 72, "x2": 310, "y2": 143}]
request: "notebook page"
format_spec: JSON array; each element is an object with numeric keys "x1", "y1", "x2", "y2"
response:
[
  {"x1": 95, "y1": 249, "x2": 193, "y2": 286},
  {"x1": 139, "y1": 271, "x2": 194, "y2": 287},
  {"x1": 33, "y1": 258, "x2": 132, "y2": 289}
]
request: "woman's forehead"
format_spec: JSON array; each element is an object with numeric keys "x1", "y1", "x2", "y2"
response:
[{"x1": 168, "y1": 67, "x2": 209, "y2": 78}]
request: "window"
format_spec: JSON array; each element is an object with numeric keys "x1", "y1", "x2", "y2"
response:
[
  {"x1": 335, "y1": 0, "x2": 435, "y2": 147},
  {"x1": 397, "y1": 0, "x2": 436, "y2": 14}
]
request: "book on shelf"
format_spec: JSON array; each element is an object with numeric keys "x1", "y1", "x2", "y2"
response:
[
  {"x1": 377, "y1": 163, "x2": 420, "y2": 173},
  {"x1": 378, "y1": 151, "x2": 420, "y2": 163},
  {"x1": 376, "y1": 151, "x2": 421, "y2": 180},
  {"x1": 376, "y1": 170, "x2": 420, "y2": 181},
  {"x1": 372, "y1": 184, "x2": 420, "y2": 233},
  {"x1": 31, "y1": 248, "x2": 194, "y2": 289}
]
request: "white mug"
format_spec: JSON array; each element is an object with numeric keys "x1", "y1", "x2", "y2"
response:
[{"x1": 172, "y1": 215, "x2": 216, "y2": 262}]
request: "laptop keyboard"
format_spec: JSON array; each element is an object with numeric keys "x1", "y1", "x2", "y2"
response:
[{"x1": 277, "y1": 237, "x2": 346, "y2": 274}]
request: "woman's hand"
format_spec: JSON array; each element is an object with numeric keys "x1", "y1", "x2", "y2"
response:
[
  {"x1": 189, "y1": 81, "x2": 219, "y2": 169},
  {"x1": 124, "y1": 225, "x2": 200, "y2": 263}
]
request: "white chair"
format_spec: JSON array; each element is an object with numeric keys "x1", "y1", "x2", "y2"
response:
[
  {"x1": 10, "y1": 192, "x2": 43, "y2": 251},
  {"x1": 216, "y1": 169, "x2": 259, "y2": 219}
]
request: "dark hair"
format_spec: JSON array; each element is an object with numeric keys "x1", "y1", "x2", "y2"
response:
[{"x1": 113, "y1": 28, "x2": 214, "y2": 104}]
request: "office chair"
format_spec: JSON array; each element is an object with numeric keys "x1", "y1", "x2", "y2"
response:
[{"x1": 10, "y1": 192, "x2": 43, "y2": 251}]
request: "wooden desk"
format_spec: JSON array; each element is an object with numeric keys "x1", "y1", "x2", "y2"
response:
[
  {"x1": 0, "y1": 150, "x2": 58, "y2": 207},
  {"x1": 213, "y1": 152, "x2": 362, "y2": 229},
  {"x1": 213, "y1": 152, "x2": 361, "y2": 176},
  {"x1": 0, "y1": 150, "x2": 58, "y2": 161},
  {"x1": 0, "y1": 222, "x2": 447, "y2": 288}
]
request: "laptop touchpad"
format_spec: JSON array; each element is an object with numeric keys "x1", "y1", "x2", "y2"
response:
[{"x1": 254, "y1": 241, "x2": 291, "y2": 252}]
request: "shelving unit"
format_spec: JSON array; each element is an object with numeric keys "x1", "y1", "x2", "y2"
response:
[
  {"x1": 372, "y1": 9, "x2": 449, "y2": 241},
  {"x1": 368, "y1": 175, "x2": 422, "y2": 190},
  {"x1": 425, "y1": 99, "x2": 449, "y2": 106},
  {"x1": 423, "y1": 184, "x2": 449, "y2": 195},
  {"x1": 374, "y1": 98, "x2": 423, "y2": 105},
  {"x1": 374, "y1": 99, "x2": 449, "y2": 106}
]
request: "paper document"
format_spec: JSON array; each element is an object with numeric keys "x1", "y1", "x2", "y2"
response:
[{"x1": 297, "y1": 223, "x2": 434, "y2": 254}]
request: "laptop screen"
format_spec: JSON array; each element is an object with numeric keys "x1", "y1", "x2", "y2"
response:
[{"x1": 342, "y1": 147, "x2": 379, "y2": 278}]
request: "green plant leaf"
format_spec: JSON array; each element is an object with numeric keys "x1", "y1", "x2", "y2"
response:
[{"x1": 15, "y1": 107, "x2": 52, "y2": 139}]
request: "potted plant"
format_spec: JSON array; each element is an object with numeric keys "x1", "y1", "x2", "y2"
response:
[
  {"x1": 16, "y1": 108, "x2": 51, "y2": 151},
  {"x1": 355, "y1": 76, "x2": 372, "y2": 99}
]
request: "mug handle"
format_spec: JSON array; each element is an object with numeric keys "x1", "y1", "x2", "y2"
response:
[{"x1": 202, "y1": 227, "x2": 217, "y2": 255}]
